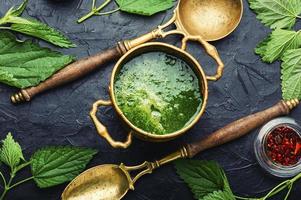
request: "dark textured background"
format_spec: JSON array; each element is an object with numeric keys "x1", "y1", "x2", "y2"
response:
[{"x1": 0, "y1": 0, "x2": 301, "y2": 199}]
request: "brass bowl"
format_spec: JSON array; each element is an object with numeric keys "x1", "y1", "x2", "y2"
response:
[
  {"x1": 177, "y1": 0, "x2": 243, "y2": 41},
  {"x1": 90, "y1": 42, "x2": 216, "y2": 148}
]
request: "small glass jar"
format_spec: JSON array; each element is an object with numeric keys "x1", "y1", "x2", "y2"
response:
[{"x1": 254, "y1": 117, "x2": 301, "y2": 178}]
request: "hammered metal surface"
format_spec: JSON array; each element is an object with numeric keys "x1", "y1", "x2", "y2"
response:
[{"x1": 0, "y1": 0, "x2": 300, "y2": 199}]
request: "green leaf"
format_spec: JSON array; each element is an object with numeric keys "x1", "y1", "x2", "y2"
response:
[
  {"x1": 281, "y1": 48, "x2": 301, "y2": 100},
  {"x1": 0, "y1": 31, "x2": 74, "y2": 88},
  {"x1": 255, "y1": 29, "x2": 301, "y2": 63},
  {"x1": 30, "y1": 146, "x2": 98, "y2": 188},
  {"x1": 0, "y1": 132, "x2": 24, "y2": 170},
  {"x1": 249, "y1": 0, "x2": 301, "y2": 29},
  {"x1": 0, "y1": 0, "x2": 74, "y2": 48},
  {"x1": 10, "y1": 18, "x2": 75, "y2": 48},
  {"x1": 174, "y1": 159, "x2": 234, "y2": 200},
  {"x1": 115, "y1": 0, "x2": 175, "y2": 16},
  {"x1": 10, "y1": 0, "x2": 29, "y2": 17},
  {"x1": 202, "y1": 190, "x2": 235, "y2": 200}
]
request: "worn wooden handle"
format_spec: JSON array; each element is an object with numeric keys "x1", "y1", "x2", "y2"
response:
[
  {"x1": 186, "y1": 99, "x2": 299, "y2": 158},
  {"x1": 11, "y1": 42, "x2": 127, "y2": 104}
]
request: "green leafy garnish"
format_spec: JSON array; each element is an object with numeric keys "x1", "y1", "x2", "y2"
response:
[
  {"x1": 281, "y1": 48, "x2": 301, "y2": 100},
  {"x1": 78, "y1": 0, "x2": 175, "y2": 23},
  {"x1": 249, "y1": 0, "x2": 301, "y2": 100},
  {"x1": 203, "y1": 190, "x2": 234, "y2": 200},
  {"x1": 31, "y1": 146, "x2": 98, "y2": 188},
  {"x1": 10, "y1": 19, "x2": 76, "y2": 48},
  {"x1": 174, "y1": 159, "x2": 234, "y2": 200},
  {"x1": 0, "y1": 31, "x2": 74, "y2": 88},
  {"x1": 0, "y1": 132, "x2": 98, "y2": 200},
  {"x1": 0, "y1": 0, "x2": 75, "y2": 48},
  {"x1": 249, "y1": 0, "x2": 301, "y2": 29},
  {"x1": 255, "y1": 29, "x2": 301, "y2": 63},
  {"x1": 175, "y1": 160, "x2": 301, "y2": 200},
  {"x1": 0, "y1": 133, "x2": 24, "y2": 170},
  {"x1": 115, "y1": 0, "x2": 175, "y2": 16},
  {"x1": 9, "y1": 0, "x2": 28, "y2": 17},
  {"x1": 175, "y1": 159, "x2": 301, "y2": 200}
]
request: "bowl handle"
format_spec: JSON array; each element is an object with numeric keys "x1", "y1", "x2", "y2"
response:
[
  {"x1": 182, "y1": 36, "x2": 224, "y2": 81},
  {"x1": 90, "y1": 99, "x2": 132, "y2": 148}
]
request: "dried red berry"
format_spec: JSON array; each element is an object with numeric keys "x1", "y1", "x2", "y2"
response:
[{"x1": 265, "y1": 126, "x2": 301, "y2": 166}]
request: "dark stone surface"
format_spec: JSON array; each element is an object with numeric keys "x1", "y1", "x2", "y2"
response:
[{"x1": 0, "y1": 0, "x2": 301, "y2": 199}]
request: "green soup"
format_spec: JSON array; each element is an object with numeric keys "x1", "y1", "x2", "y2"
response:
[{"x1": 114, "y1": 51, "x2": 203, "y2": 135}]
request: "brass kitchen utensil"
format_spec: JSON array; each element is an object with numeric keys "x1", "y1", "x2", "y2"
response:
[
  {"x1": 90, "y1": 42, "x2": 208, "y2": 148},
  {"x1": 11, "y1": 0, "x2": 243, "y2": 103},
  {"x1": 62, "y1": 99, "x2": 299, "y2": 200}
]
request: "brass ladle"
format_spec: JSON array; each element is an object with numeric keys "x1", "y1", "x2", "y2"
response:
[
  {"x1": 62, "y1": 100, "x2": 299, "y2": 200},
  {"x1": 11, "y1": 0, "x2": 243, "y2": 103}
]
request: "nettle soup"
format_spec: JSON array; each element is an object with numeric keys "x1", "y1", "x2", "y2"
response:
[{"x1": 114, "y1": 51, "x2": 203, "y2": 135}]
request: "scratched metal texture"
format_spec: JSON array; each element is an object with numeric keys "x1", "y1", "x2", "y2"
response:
[{"x1": 0, "y1": 0, "x2": 301, "y2": 199}]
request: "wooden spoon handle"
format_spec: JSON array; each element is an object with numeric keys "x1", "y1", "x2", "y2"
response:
[
  {"x1": 186, "y1": 99, "x2": 299, "y2": 158},
  {"x1": 11, "y1": 42, "x2": 127, "y2": 104}
]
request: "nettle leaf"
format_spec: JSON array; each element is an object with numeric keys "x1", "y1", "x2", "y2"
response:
[
  {"x1": 255, "y1": 29, "x2": 301, "y2": 63},
  {"x1": 0, "y1": 31, "x2": 74, "y2": 88},
  {"x1": 281, "y1": 48, "x2": 301, "y2": 100},
  {"x1": 9, "y1": 18, "x2": 75, "y2": 48},
  {"x1": 249, "y1": 0, "x2": 301, "y2": 29},
  {"x1": 0, "y1": 0, "x2": 74, "y2": 48},
  {"x1": 10, "y1": 0, "x2": 28, "y2": 17},
  {"x1": 115, "y1": 0, "x2": 175, "y2": 16},
  {"x1": 30, "y1": 146, "x2": 98, "y2": 188},
  {"x1": 0, "y1": 133, "x2": 24, "y2": 170},
  {"x1": 174, "y1": 159, "x2": 234, "y2": 200},
  {"x1": 203, "y1": 190, "x2": 235, "y2": 200}
]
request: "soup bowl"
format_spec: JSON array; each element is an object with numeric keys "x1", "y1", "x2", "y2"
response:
[{"x1": 90, "y1": 42, "x2": 220, "y2": 148}]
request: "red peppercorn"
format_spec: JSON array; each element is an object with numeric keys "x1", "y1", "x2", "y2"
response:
[{"x1": 265, "y1": 126, "x2": 301, "y2": 166}]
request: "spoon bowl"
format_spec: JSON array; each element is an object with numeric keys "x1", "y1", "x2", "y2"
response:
[
  {"x1": 177, "y1": 0, "x2": 243, "y2": 41},
  {"x1": 62, "y1": 165, "x2": 130, "y2": 200}
]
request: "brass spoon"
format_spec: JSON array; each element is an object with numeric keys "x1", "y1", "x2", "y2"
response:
[
  {"x1": 11, "y1": 0, "x2": 243, "y2": 103},
  {"x1": 62, "y1": 99, "x2": 299, "y2": 200}
]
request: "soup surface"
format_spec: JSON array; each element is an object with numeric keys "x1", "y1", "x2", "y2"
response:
[{"x1": 114, "y1": 51, "x2": 202, "y2": 135}]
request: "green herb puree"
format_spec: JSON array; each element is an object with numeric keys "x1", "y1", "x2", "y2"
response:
[{"x1": 114, "y1": 51, "x2": 202, "y2": 135}]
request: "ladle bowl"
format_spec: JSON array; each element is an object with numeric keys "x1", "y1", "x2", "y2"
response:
[
  {"x1": 62, "y1": 165, "x2": 130, "y2": 200},
  {"x1": 178, "y1": 0, "x2": 243, "y2": 41}
]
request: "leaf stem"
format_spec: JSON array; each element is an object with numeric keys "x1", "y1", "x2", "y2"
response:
[
  {"x1": 8, "y1": 176, "x2": 34, "y2": 190},
  {"x1": 15, "y1": 161, "x2": 31, "y2": 173},
  {"x1": 92, "y1": 0, "x2": 96, "y2": 9},
  {"x1": 284, "y1": 185, "x2": 292, "y2": 200},
  {"x1": 0, "y1": 26, "x2": 12, "y2": 30},
  {"x1": 77, "y1": 0, "x2": 112, "y2": 23},
  {"x1": 262, "y1": 180, "x2": 289, "y2": 199},
  {"x1": 0, "y1": 162, "x2": 33, "y2": 200},
  {"x1": 0, "y1": 172, "x2": 15, "y2": 200},
  {"x1": 95, "y1": 8, "x2": 120, "y2": 16},
  {"x1": 0, "y1": 173, "x2": 6, "y2": 187},
  {"x1": 234, "y1": 195, "x2": 259, "y2": 200}
]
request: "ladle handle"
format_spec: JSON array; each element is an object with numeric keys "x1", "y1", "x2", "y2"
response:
[
  {"x1": 90, "y1": 99, "x2": 133, "y2": 149},
  {"x1": 182, "y1": 36, "x2": 224, "y2": 81},
  {"x1": 11, "y1": 42, "x2": 127, "y2": 104},
  {"x1": 186, "y1": 99, "x2": 299, "y2": 158}
]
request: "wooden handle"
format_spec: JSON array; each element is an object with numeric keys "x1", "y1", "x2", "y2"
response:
[
  {"x1": 186, "y1": 99, "x2": 299, "y2": 158},
  {"x1": 11, "y1": 42, "x2": 127, "y2": 104}
]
